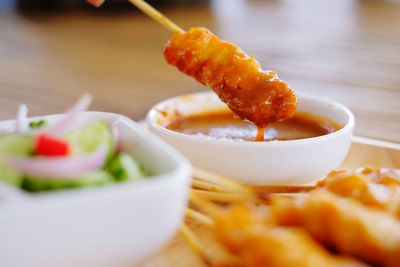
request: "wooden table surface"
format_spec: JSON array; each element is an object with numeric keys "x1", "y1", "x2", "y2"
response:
[
  {"x1": 0, "y1": 0, "x2": 399, "y2": 143},
  {"x1": 1, "y1": 1, "x2": 400, "y2": 266}
]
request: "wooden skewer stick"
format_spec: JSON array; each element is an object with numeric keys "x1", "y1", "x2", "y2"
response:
[
  {"x1": 192, "y1": 189, "x2": 252, "y2": 203},
  {"x1": 186, "y1": 208, "x2": 215, "y2": 227},
  {"x1": 180, "y1": 222, "x2": 240, "y2": 267},
  {"x1": 190, "y1": 192, "x2": 222, "y2": 217},
  {"x1": 192, "y1": 179, "x2": 224, "y2": 192},
  {"x1": 253, "y1": 184, "x2": 316, "y2": 194},
  {"x1": 179, "y1": 223, "x2": 214, "y2": 267},
  {"x1": 192, "y1": 178, "x2": 250, "y2": 194},
  {"x1": 127, "y1": 0, "x2": 184, "y2": 33},
  {"x1": 194, "y1": 174, "x2": 316, "y2": 194},
  {"x1": 193, "y1": 167, "x2": 253, "y2": 195},
  {"x1": 194, "y1": 167, "x2": 316, "y2": 193}
]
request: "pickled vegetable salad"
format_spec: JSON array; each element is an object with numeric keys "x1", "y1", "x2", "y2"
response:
[{"x1": 0, "y1": 95, "x2": 145, "y2": 192}]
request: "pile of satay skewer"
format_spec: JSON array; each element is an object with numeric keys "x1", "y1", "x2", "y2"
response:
[{"x1": 183, "y1": 166, "x2": 400, "y2": 267}]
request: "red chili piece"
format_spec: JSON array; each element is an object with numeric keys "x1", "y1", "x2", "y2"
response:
[{"x1": 35, "y1": 134, "x2": 70, "y2": 156}]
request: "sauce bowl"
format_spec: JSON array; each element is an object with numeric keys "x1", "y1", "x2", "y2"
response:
[{"x1": 147, "y1": 91, "x2": 355, "y2": 185}]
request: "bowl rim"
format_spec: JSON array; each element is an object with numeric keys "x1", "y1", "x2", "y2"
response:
[
  {"x1": 147, "y1": 91, "x2": 355, "y2": 147},
  {"x1": 0, "y1": 111, "x2": 192, "y2": 204}
]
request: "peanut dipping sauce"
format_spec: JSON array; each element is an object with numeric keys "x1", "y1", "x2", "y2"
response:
[{"x1": 166, "y1": 109, "x2": 342, "y2": 142}]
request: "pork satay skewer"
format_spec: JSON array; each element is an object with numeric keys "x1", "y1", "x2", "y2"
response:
[
  {"x1": 271, "y1": 190, "x2": 400, "y2": 267},
  {"x1": 317, "y1": 169, "x2": 400, "y2": 217},
  {"x1": 164, "y1": 28, "x2": 297, "y2": 139},
  {"x1": 88, "y1": 0, "x2": 297, "y2": 141},
  {"x1": 126, "y1": 0, "x2": 297, "y2": 135},
  {"x1": 188, "y1": 194, "x2": 367, "y2": 267},
  {"x1": 214, "y1": 204, "x2": 368, "y2": 267}
]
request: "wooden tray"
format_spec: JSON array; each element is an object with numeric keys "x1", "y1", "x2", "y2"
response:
[{"x1": 139, "y1": 136, "x2": 400, "y2": 267}]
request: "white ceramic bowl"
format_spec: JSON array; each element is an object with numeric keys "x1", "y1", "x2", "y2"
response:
[
  {"x1": 0, "y1": 112, "x2": 191, "y2": 267},
  {"x1": 147, "y1": 91, "x2": 355, "y2": 185}
]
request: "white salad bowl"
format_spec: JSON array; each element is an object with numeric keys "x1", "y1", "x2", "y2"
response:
[
  {"x1": 0, "y1": 112, "x2": 191, "y2": 267},
  {"x1": 147, "y1": 91, "x2": 355, "y2": 185}
]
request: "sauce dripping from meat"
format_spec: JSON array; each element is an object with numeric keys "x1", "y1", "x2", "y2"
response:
[
  {"x1": 255, "y1": 127, "x2": 265, "y2": 142},
  {"x1": 166, "y1": 109, "x2": 341, "y2": 142}
]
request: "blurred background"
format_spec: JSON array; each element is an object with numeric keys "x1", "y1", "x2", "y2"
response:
[{"x1": 0, "y1": 0, "x2": 399, "y2": 141}]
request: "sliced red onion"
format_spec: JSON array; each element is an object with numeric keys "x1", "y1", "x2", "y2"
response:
[
  {"x1": 15, "y1": 104, "x2": 29, "y2": 134},
  {"x1": 111, "y1": 119, "x2": 123, "y2": 153},
  {"x1": 45, "y1": 94, "x2": 92, "y2": 138},
  {"x1": 4, "y1": 144, "x2": 107, "y2": 180}
]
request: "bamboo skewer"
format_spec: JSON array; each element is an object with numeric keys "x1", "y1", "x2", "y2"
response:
[
  {"x1": 179, "y1": 223, "x2": 213, "y2": 267},
  {"x1": 193, "y1": 168, "x2": 253, "y2": 194},
  {"x1": 192, "y1": 178, "x2": 253, "y2": 194},
  {"x1": 185, "y1": 208, "x2": 215, "y2": 227},
  {"x1": 185, "y1": 201, "x2": 242, "y2": 267},
  {"x1": 88, "y1": 0, "x2": 184, "y2": 34},
  {"x1": 180, "y1": 222, "x2": 241, "y2": 267},
  {"x1": 194, "y1": 175, "x2": 316, "y2": 195},
  {"x1": 190, "y1": 192, "x2": 222, "y2": 218},
  {"x1": 192, "y1": 189, "x2": 253, "y2": 203},
  {"x1": 192, "y1": 179, "x2": 231, "y2": 192},
  {"x1": 254, "y1": 184, "x2": 316, "y2": 194},
  {"x1": 192, "y1": 171, "x2": 315, "y2": 205},
  {"x1": 127, "y1": 0, "x2": 184, "y2": 33}
]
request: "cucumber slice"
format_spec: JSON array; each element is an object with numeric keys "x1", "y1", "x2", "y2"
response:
[
  {"x1": 67, "y1": 120, "x2": 114, "y2": 157},
  {"x1": 22, "y1": 171, "x2": 114, "y2": 193},
  {"x1": 106, "y1": 153, "x2": 144, "y2": 182},
  {"x1": 0, "y1": 135, "x2": 35, "y2": 186}
]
